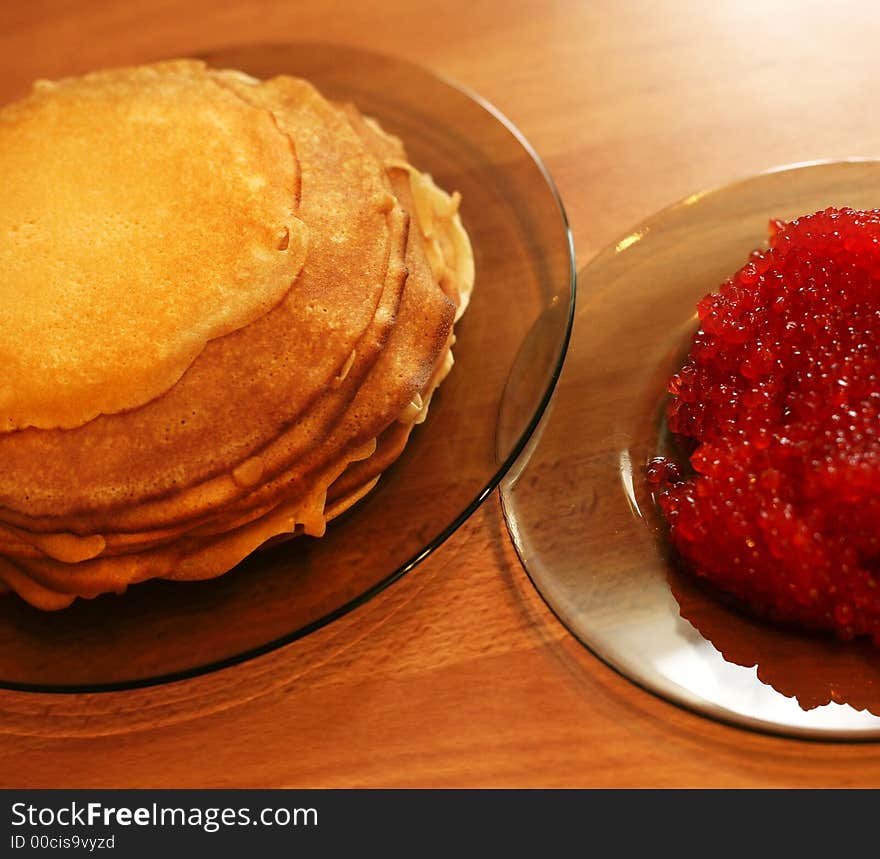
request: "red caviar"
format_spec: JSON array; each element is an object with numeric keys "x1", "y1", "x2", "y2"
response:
[{"x1": 652, "y1": 207, "x2": 880, "y2": 644}]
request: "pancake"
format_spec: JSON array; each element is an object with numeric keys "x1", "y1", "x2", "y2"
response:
[{"x1": 0, "y1": 61, "x2": 308, "y2": 431}]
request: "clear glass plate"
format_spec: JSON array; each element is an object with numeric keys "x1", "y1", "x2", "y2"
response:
[
  {"x1": 0, "y1": 43, "x2": 575, "y2": 692},
  {"x1": 501, "y1": 159, "x2": 880, "y2": 740}
]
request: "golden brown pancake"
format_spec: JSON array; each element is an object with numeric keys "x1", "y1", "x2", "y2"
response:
[{"x1": 0, "y1": 61, "x2": 308, "y2": 431}]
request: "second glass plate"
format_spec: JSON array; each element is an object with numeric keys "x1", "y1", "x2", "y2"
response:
[{"x1": 502, "y1": 159, "x2": 880, "y2": 740}]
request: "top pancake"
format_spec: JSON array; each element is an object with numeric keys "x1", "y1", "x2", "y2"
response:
[{"x1": 0, "y1": 61, "x2": 308, "y2": 431}]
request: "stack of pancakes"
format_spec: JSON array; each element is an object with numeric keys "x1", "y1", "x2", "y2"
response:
[{"x1": 0, "y1": 60, "x2": 473, "y2": 610}]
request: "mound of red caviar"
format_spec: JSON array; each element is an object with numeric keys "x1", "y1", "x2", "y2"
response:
[{"x1": 650, "y1": 207, "x2": 880, "y2": 645}]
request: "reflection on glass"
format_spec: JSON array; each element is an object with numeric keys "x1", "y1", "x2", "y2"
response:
[{"x1": 668, "y1": 562, "x2": 880, "y2": 718}]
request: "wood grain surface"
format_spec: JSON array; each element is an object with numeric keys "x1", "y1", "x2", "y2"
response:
[{"x1": 4, "y1": 0, "x2": 880, "y2": 788}]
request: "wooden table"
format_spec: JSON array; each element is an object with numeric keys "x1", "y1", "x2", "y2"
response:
[{"x1": 3, "y1": 0, "x2": 880, "y2": 788}]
